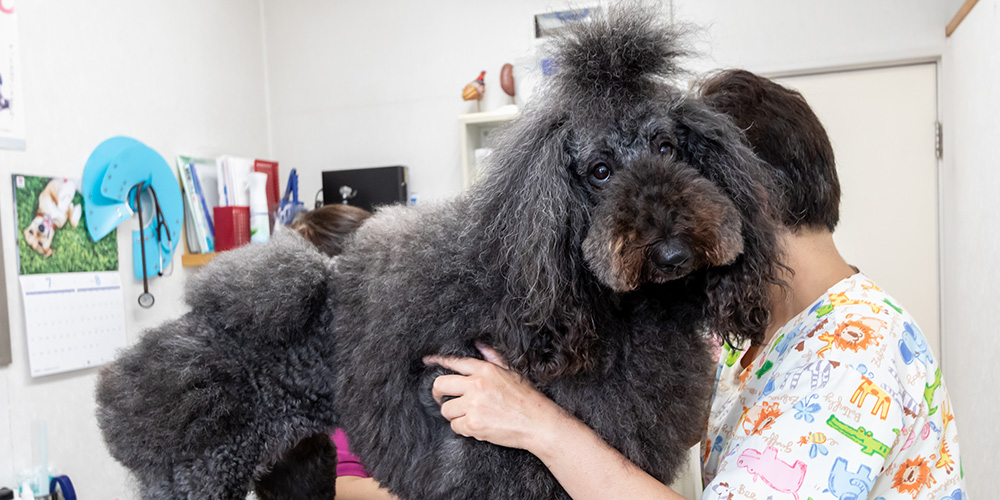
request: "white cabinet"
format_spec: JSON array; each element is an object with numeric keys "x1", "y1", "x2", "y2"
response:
[{"x1": 458, "y1": 105, "x2": 519, "y2": 189}]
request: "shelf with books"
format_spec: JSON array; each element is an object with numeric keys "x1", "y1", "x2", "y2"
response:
[{"x1": 176, "y1": 155, "x2": 281, "y2": 267}]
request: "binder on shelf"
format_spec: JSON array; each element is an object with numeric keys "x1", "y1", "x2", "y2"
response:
[
  {"x1": 253, "y1": 159, "x2": 280, "y2": 230},
  {"x1": 177, "y1": 161, "x2": 208, "y2": 254},
  {"x1": 214, "y1": 205, "x2": 251, "y2": 252},
  {"x1": 177, "y1": 155, "x2": 219, "y2": 254},
  {"x1": 190, "y1": 164, "x2": 215, "y2": 239}
]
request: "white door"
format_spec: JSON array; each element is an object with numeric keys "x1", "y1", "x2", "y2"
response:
[{"x1": 775, "y1": 63, "x2": 941, "y2": 360}]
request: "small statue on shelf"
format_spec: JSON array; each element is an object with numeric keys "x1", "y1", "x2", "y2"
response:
[{"x1": 462, "y1": 70, "x2": 486, "y2": 111}]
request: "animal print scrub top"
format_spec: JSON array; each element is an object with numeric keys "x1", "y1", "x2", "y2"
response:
[{"x1": 701, "y1": 273, "x2": 965, "y2": 500}]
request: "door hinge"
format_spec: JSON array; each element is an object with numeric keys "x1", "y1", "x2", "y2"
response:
[{"x1": 935, "y1": 121, "x2": 943, "y2": 159}]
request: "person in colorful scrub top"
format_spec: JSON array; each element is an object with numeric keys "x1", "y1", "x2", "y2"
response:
[{"x1": 424, "y1": 69, "x2": 964, "y2": 500}]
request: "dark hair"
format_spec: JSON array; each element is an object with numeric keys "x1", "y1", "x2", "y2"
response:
[
  {"x1": 696, "y1": 69, "x2": 840, "y2": 232},
  {"x1": 291, "y1": 204, "x2": 372, "y2": 257}
]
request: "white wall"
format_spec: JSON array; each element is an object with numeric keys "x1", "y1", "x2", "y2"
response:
[
  {"x1": 261, "y1": 0, "x2": 965, "y2": 218},
  {"x1": 673, "y1": 0, "x2": 962, "y2": 73},
  {"x1": 0, "y1": 0, "x2": 270, "y2": 497},
  {"x1": 941, "y1": 0, "x2": 999, "y2": 497},
  {"x1": 261, "y1": 0, "x2": 595, "y2": 203}
]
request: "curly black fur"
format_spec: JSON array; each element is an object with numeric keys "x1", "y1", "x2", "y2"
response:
[
  {"x1": 96, "y1": 231, "x2": 339, "y2": 498},
  {"x1": 254, "y1": 434, "x2": 337, "y2": 500},
  {"x1": 96, "y1": 4, "x2": 782, "y2": 500}
]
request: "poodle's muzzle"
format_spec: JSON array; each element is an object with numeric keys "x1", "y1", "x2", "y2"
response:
[{"x1": 583, "y1": 155, "x2": 744, "y2": 292}]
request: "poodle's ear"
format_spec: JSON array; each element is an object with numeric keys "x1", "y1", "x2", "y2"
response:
[
  {"x1": 673, "y1": 99, "x2": 784, "y2": 347},
  {"x1": 467, "y1": 110, "x2": 599, "y2": 381}
]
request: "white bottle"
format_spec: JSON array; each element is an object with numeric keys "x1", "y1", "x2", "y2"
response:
[{"x1": 248, "y1": 172, "x2": 271, "y2": 243}]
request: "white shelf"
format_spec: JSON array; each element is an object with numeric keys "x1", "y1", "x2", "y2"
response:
[{"x1": 458, "y1": 105, "x2": 520, "y2": 189}]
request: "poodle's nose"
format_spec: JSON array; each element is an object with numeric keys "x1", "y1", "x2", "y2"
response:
[{"x1": 651, "y1": 240, "x2": 691, "y2": 270}]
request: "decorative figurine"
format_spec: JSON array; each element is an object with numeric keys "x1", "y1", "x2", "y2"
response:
[
  {"x1": 462, "y1": 70, "x2": 486, "y2": 111},
  {"x1": 500, "y1": 63, "x2": 515, "y2": 99}
]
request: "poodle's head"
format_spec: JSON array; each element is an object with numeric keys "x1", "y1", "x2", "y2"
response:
[
  {"x1": 472, "y1": 5, "x2": 782, "y2": 378},
  {"x1": 575, "y1": 105, "x2": 751, "y2": 294}
]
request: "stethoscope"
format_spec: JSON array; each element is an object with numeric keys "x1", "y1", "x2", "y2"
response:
[{"x1": 133, "y1": 181, "x2": 172, "y2": 308}]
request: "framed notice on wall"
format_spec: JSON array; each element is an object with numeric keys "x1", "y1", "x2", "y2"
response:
[{"x1": 0, "y1": 0, "x2": 25, "y2": 150}]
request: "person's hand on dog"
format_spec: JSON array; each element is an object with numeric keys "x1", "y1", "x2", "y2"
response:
[
  {"x1": 424, "y1": 344, "x2": 689, "y2": 500},
  {"x1": 423, "y1": 344, "x2": 569, "y2": 453}
]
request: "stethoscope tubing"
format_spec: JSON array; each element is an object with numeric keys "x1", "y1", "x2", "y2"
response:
[{"x1": 135, "y1": 182, "x2": 153, "y2": 308}]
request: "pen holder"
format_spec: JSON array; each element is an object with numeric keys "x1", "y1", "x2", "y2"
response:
[{"x1": 213, "y1": 206, "x2": 251, "y2": 252}]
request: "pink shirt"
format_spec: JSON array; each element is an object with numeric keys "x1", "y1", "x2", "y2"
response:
[{"x1": 332, "y1": 428, "x2": 371, "y2": 478}]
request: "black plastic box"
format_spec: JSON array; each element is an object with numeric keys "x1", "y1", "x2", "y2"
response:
[{"x1": 322, "y1": 166, "x2": 408, "y2": 213}]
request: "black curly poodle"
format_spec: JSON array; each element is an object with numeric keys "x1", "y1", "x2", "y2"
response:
[{"x1": 96, "y1": 4, "x2": 782, "y2": 499}]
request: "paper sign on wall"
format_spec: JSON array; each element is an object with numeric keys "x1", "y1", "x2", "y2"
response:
[
  {"x1": 0, "y1": 0, "x2": 25, "y2": 150},
  {"x1": 12, "y1": 174, "x2": 126, "y2": 377}
]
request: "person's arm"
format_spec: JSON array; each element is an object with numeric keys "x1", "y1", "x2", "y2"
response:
[
  {"x1": 425, "y1": 348, "x2": 688, "y2": 500},
  {"x1": 332, "y1": 429, "x2": 400, "y2": 500},
  {"x1": 335, "y1": 476, "x2": 398, "y2": 500}
]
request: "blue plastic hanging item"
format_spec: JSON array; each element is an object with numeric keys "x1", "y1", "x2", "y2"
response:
[
  {"x1": 277, "y1": 168, "x2": 306, "y2": 226},
  {"x1": 49, "y1": 475, "x2": 76, "y2": 500},
  {"x1": 82, "y1": 137, "x2": 182, "y2": 307}
]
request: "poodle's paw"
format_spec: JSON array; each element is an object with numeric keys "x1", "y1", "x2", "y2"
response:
[{"x1": 419, "y1": 365, "x2": 454, "y2": 422}]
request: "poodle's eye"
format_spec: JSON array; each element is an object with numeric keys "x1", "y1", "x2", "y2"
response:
[
  {"x1": 590, "y1": 163, "x2": 612, "y2": 185},
  {"x1": 657, "y1": 141, "x2": 676, "y2": 157}
]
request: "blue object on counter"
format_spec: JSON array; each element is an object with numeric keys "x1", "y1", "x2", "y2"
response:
[
  {"x1": 277, "y1": 168, "x2": 305, "y2": 226},
  {"x1": 49, "y1": 475, "x2": 75, "y2": 500}
]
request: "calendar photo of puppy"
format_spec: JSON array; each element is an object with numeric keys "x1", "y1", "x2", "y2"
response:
[{"x1": 13, "y1": 174, "x2": 117, "y2": 275}]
